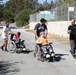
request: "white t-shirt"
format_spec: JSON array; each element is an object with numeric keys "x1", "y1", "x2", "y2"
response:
[{"x1": 2, "y1": 26, "x2": 10, "y2": 39}]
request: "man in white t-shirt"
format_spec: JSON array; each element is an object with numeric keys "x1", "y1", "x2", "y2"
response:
[{"x1": 1, "y1": 22, "x2": 12, "y2": 51}]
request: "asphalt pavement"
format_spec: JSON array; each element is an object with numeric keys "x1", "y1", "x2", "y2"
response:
[{"x1": 0, "y1": 24, "x2": 76, "y2": 75}]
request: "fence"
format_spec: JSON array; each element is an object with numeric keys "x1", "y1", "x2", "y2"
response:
[
  {"x1": 55, "y1": 2, "x2": 76, "y2": 21},
  {"x1": 29, "y1": 2, "x2": 76, "y2": 22}
]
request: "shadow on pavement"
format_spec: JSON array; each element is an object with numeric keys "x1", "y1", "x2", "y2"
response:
[
  {"x1": 16, "y1": 49, "x2": 33, "y2": 54},
  {"x1": 0, "y1": 61, "x2": 20, "y2": 75},
  {"x1": 55, "y1": 53, "x2": 69, "y2": 62}
]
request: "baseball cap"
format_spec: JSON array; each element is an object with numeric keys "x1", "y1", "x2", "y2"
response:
[{"x1": 40, "y1": 18, "x2": 47, "y2": 22}]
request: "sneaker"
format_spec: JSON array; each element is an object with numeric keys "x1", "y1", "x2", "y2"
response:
[
  {"x1": 73, "y1": 53, "x2": 76, "y2": 59},
  {"x1": 70, "y1": 50, "x2": 74, "y2": 54},
  {"x1": 1, "y1": 46, "x2": 4, "y2": 51},
  {"x1": 5, "y1": 48, "x2": 8, "y2": 52}
]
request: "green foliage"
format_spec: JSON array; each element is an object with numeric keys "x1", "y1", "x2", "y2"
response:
[
  {"x1": 1, "y1": 0, "x2": 35, "y2": 24},
  {"x1": 2, "y1": 7, "x2": 14, "y2": 22},
  {"x1": 0, "y1": 5, "x2": 3, "y2": 21},
  {"x1": 1, "y1": 0, "x2": 76, "y2": 24},
  {"x1": 5, "y1": 0, "x2": 33, "y2": 16},
  {"x1": 56, "y1": 0, "x2": 76, "y2": 5},
  {"x1": 64, "y1": 0, "x2": 76, "y2": 4},
  {"x1": 36, "y1": 1, "x2": 55, "y2": 12},
  {"x1": 15, "y1": 9, "x2": 34, "y2": 27}
]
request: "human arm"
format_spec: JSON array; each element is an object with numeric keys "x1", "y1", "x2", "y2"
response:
[
  {"x1": 34, "y1": 30, "x2": 38, "y2": 39},
  {"x1": 8, "y1": 27, "x2": 13, "y2": 34},
  {"x1": 68, "y1": 30, "x2": 71, "y2": 34},
  {"x1": 67, "y1": 26, "x2": 71, "y2": 34},
  {"x1": 44, "y1": 25, "x2": 48, "y2": 37},
  {"x1": 34, "y1": 24, "x2": 39, "y2": 39},
  {"x1": 4, "y1": 27, "x2": 13, "y2": 34},
  {"x1": 3, "y1": 27, "x2": 8, "y2": 34},
  {"x1": 45, "y1": 29, "x2": 48, "y2": 37},
  {"x1": 4, "y1": 30, "x2": 8, "y2": 34}
]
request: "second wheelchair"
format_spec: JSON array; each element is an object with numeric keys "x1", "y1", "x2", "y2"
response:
[{"x1": 8, "y1": 32, "x2": 26, "y2": 53}]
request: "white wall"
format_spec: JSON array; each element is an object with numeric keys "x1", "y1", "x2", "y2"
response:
[{"x1": 29, "y1": 21, "x2": 71, "y2": 37}]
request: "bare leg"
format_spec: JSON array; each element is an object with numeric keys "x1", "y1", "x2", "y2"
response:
[
  {"x1": 34, "y1": 43, "x2": 37, "y2": 57},
  {"x1": 4, "y1": 39, "x2": 8, "y2": 51},
  {"x1": 1, "y1": 44, "x2": 5, "y2": 51},
  {"x1": 2, "y1": 43, "x2": 5, "y2": 47},
  {"x1": 1, "y1": 39, "x2": 6, "y2": 50}
]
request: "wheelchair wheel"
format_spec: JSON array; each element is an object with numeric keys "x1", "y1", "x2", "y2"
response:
[
  {"x1": 49, "y1": 44, "x2": 53, "y2": 50},
  {"x1": 49, "y1": 56, "x2": 55, "y2": 62},
  {"x1": 36, "y1": 45, "x2": 42, "y2": 60},
  {"x1": 8, "y1": 41, "x2": 16, "y2": 52}
]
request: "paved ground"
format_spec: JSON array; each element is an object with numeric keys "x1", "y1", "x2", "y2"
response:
[{"x1": 0, "y1": 23, "x2": 76, "y2": 75}]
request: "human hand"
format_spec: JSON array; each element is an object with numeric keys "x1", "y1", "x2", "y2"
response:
[
  {"x1": 8, "y1": 32, "x2": 12, "y2": 35},
  {"x1": 35, "y1": 35, "x2": 38, "y2": 39},
  {"x1": 68, "y1": 30, "x2": 71, "y2": 34}
]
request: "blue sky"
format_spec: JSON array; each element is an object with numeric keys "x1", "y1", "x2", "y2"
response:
[
  {"x1": 38, "y1": 0, "x2": 52, "y2": 4},
  {"x1": 3, "y1": 0, "x2": 54, "y2": 3},
  {"x1": 3, "y1": 0, "x2": 9, "y2": 3}
]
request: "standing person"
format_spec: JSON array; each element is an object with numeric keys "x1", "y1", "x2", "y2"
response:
[
  {"x1": 34, "y1": 18, "x2": 48, "y2": 57},
  {"x1": 1, "y1": 22, "x2": 12, "y2": 51},
  {"x1": 68, "y1": 19, "x2": 76, "y2": 56},
  {"x1": 34, "y1": 18, "x2": 48, "y2": 39}
]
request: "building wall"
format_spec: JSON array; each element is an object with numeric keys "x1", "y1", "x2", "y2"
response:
[{"x1": 29, "y1": 21, "x2": 71, "y2": 37}]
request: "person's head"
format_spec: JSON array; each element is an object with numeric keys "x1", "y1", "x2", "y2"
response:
[
  {"x1": 40, "y1": 32, "x2": 46, "y2": 38},
  {"x1": 17, "y1": 32, "x2": 21, "y2": 36},
  {"x1": 40, "y1": 18, "x2": 47, "y2": 25},
  {"x1": 5, "y1": 22, "x2": 9, "y2": 28},
  {"x1": 71, "y1": 19, "x2": 76, "y2": 25}
]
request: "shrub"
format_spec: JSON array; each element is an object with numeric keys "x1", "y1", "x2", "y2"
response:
[
  {"x1": 15, "y1": 9, "x2": 34, "y2": 27},
  {"x1": 2, "y1": 8, "x2": 14, "y2": 22}
]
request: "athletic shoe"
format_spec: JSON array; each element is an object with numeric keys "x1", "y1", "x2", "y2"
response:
[
  {"x1": 1, "y1": 46, "x2": 4, "y2": 51},
  {"x1": 5, "y1": 48, "x2": 8, "y2": 52}
]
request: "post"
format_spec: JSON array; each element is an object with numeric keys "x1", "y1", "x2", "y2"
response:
[
  {"x1": 68, "y1": 2, "x2": 69, "y2": 21},
  {"x1": 68, "y1": 8, "x2": 70, "y2": 21}
]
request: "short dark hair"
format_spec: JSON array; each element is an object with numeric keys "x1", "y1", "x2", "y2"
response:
[
  {"x1": 40, "y1": 18, "x2": 47, "y2": 22},
  {"x1": 17, "y1": 32, "x2": 21, "y2": 36}
]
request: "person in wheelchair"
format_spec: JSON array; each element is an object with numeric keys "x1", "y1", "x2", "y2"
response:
[
  {"x1": 13, "y1": 32, "x2": 26, "y2": 50},
  {"x1": 36, "y1": 32, "x2": 55, "y2": 58}
]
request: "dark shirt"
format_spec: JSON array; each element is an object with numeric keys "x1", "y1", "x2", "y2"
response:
[
  {"x1": 34, "y1": 23, "x2": 47, "y2": 37},
  {"x1": 68, "y1": 25, "x2": 76, "y2": 40}
]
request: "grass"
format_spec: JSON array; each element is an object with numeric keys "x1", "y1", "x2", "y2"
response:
[{"x1": 48, "y1": 33, "x2": 69, "y2": 44}]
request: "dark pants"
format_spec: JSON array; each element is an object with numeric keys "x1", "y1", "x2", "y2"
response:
[
  {"x1": 16, "y1": 40, "x2": 25, "y2": 48},
  {"x1": 41, "y1": 45, "x2": 52, "y2": 52},
  {"x1": 70, "y1": 40, "x2": 76, "y2": 54}
]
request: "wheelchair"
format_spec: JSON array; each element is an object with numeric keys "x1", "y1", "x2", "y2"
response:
[
  {"x1": 35, "y1": 42, "x2": 55, "y2": 62},
  {"x1": 8, "y1": 34, "x2": 26, "y2": 53}
]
